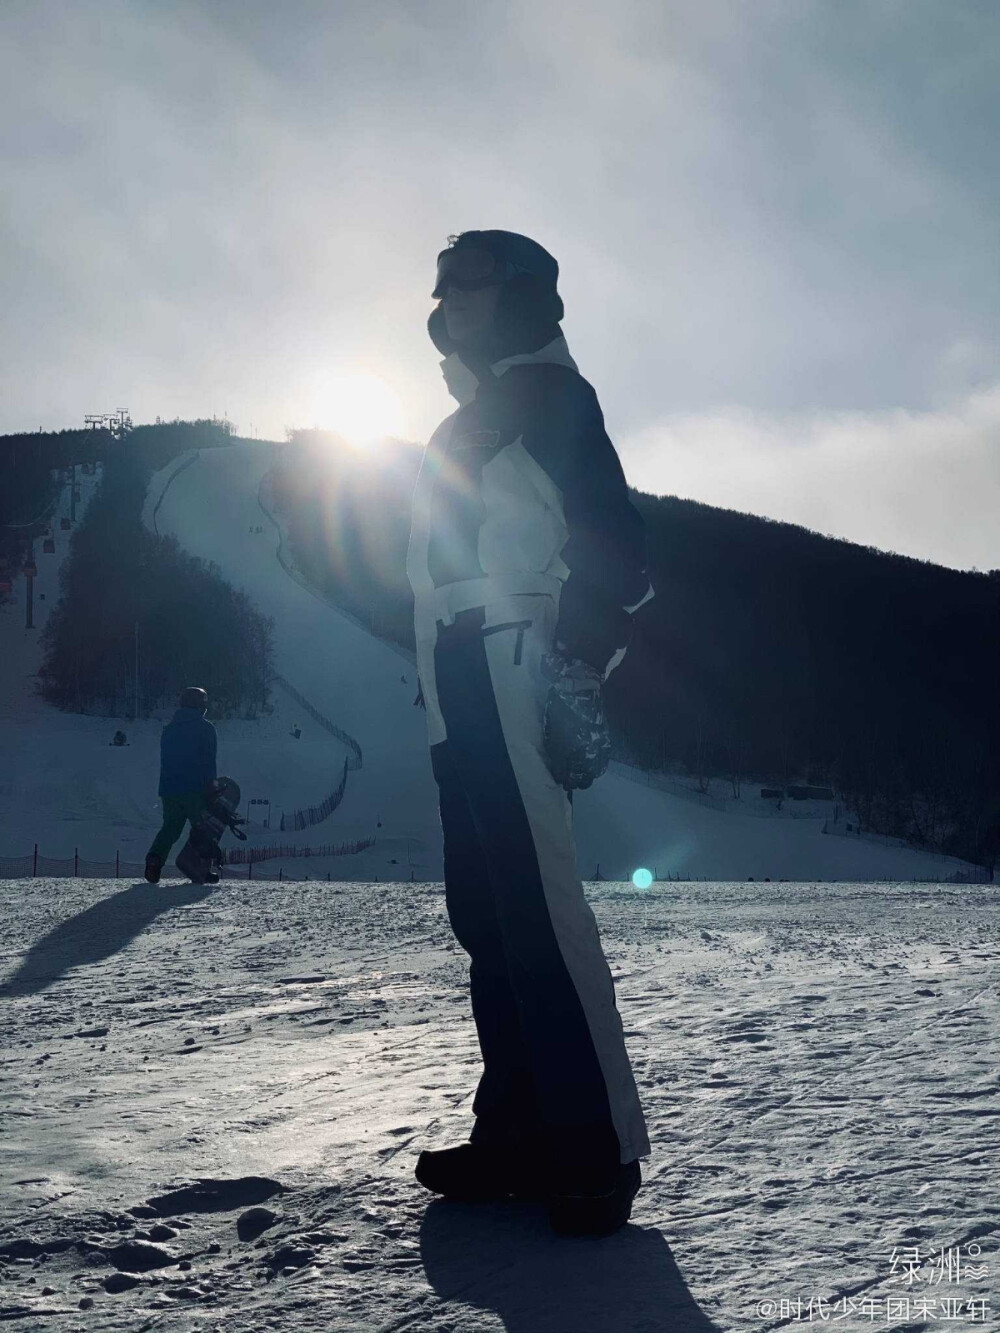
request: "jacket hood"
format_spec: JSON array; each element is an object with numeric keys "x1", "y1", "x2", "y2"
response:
[
  {"x1": 171, "y1": 707, "x2": 207, "y2": 724},
  {"x1": 440, "y1": 334, "x2": 580, "y2": 408}
]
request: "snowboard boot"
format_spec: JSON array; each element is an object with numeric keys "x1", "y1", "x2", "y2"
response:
[
  {"x1": 541, "y1": 1122, "x2": 641, "y2": 1237},
  {"x1": 144, "y1": 853, "x2": 163, "y2": 884},
  {"x1": 547, "y1": 1158, "x2": 642, "y2": 1237},
  {"x1": 415, "y1": 1136, "x2": 548, "y2": 1204}
]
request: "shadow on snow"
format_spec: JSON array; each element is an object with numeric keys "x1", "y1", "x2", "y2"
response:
[
  {"x1": 0, "y1": 881, "x2": 214, "y2": 998},
  {"x1": 419, "y1": 1196, "x2": 721, "y2": 1333}
]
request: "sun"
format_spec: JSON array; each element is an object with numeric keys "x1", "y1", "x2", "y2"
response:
[{"x1": 309, "y1": 371, "x2": 405, "y2": 447}]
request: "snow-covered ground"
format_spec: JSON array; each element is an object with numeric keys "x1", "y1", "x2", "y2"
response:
[{"x1": 1, "y1": 874, "x2": 996, "y2": 1330}]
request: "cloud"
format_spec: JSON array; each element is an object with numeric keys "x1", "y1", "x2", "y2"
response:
[
  {"x1": 622, "y1": 380, "x2": 1000, "y2": 572},
  {"x1": 0, "y1": 0, "x2": 996, "y2": 567}
]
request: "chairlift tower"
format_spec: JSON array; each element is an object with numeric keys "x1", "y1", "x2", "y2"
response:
[{"x1": 83, "y1": 409, "x2": 132, "y2": 437}]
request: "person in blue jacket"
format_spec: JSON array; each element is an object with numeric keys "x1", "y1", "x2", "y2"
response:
[
  {"x1": 407, "y1": 231, "x2": 654, "y2": 1236},
  {"x1": 144, "y1": 686, "x2": 217, "y2": 883}
]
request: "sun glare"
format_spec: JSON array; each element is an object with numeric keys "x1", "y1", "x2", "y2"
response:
[{"x1": 309, "y1": 371, "x2": 405, "y2": 447}]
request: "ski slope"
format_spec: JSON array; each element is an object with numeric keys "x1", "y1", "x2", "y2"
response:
[{"x1": 133, "y1": 440, "x2": 971, "y2": 884}]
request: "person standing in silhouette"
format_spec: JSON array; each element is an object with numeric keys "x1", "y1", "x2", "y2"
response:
[
  {"x1": 144, "y1": 686, "x2": 217, "y2": 883},
  {"x1": 406, "y1": 231, "x2": 653, "y2": 1236}
]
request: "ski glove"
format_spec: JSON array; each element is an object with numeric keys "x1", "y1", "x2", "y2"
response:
[{"x1": 540, "y1": 651, "x2": 612, "y2": 791}]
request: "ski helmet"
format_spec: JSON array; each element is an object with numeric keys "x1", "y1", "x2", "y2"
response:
[
  {"x1": 432, "y1": 230, "x2": 560, "y2": 298},
  {"x1": 428, "y1": 229, "x2": 564, "y2": 361}
]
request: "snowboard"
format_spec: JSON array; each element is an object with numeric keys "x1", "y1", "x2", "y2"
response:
[{"x1": 175, "y1": 776, "x2": 247, "y2": 885}]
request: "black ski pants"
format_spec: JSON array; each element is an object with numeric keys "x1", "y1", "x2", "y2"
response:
[{"x1": 430, "y1": 599, "x2": 650, "y2": 1172}]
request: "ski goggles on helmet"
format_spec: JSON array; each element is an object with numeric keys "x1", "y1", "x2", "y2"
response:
[{"x1": 432, "y1": 246, "x2": 529, "y2": 299}]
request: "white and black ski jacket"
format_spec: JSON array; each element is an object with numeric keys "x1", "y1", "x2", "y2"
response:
[{"x1": 407, "y1": 334, "x2": 653, "y2": 746}]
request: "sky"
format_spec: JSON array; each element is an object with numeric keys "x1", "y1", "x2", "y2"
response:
[{"x1": 1, "y1": 0, "x2": 997, "y2": 571}]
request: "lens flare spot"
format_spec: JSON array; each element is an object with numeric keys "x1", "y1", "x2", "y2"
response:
[{"x1": 632, "y1": 868, "x2": 654, "y2": 889}]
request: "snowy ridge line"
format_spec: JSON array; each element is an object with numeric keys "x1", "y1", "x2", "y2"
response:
[
  {"x1": 257, "y1": 468, "x2": 417, "y2": 667},
  {"x1": 608, "y1": 757, "x2": 826, "y2": 818},
  {"x1": 147, "y1": 449, "x2": 199, "y2": 538},
  {"x1": 608, "y1": 758, "x2": 731, "y2": 811},
  {"x1": 279, "y1": 755, "x2": 350, "y2": 831},
  {"x1": 272, "y1": 674, "x2": 362, "y2": 770},
  {"x1": 821, "y1": 818, "x2": 977, "y2": 872},
  {"x1": 612, "y1": 760, "x2": 985, "y2": 877}
]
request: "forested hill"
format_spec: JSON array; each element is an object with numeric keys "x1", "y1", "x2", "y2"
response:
[
  {"x1": 2, "y1": 419, "x2": 274, "y2": 719},
  {"x1": 3, "y1": 419, "x2": 996, "y2": 872},
  {"x1": 624, "y1": 489, "x2": 998, "y2": 844},
  {"x1": 0, "y1": 418, "x2": 239, "y2": 594},
  {"x1": 271, "y1": 431, "x2": 1000, "y2": 874}
]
